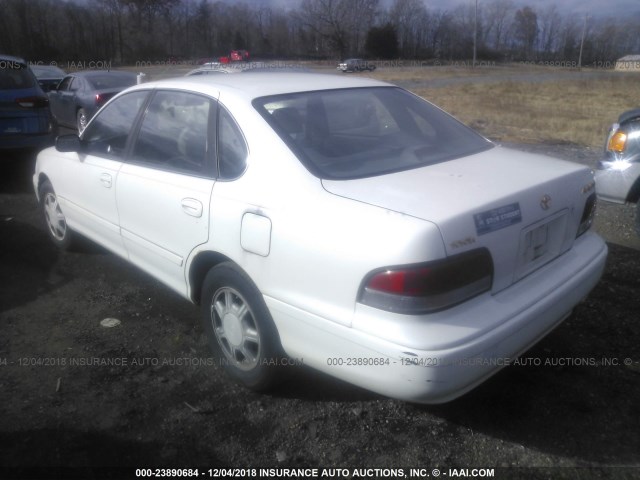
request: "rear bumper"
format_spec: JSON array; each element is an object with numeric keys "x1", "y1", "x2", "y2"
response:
[{"x1": 268, "y1": 231, "x2": 608, "y2": 403}]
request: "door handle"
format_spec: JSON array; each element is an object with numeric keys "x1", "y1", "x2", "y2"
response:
[
  {"x1": 100, "y1": 173, "x2": 112, "y2": 188},
  {"x1": 181, "y1": 198, "x2": 203, "y2": 218}
]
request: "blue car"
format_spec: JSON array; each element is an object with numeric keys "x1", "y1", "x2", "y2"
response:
[
  {"x1": 48, "y1": 70, "x2": 137, "y2": 132},
  {"x1": 0, "y1": 55, "x2": 56, "y2": 151}
]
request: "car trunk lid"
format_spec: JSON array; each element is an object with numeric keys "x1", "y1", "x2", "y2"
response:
[{"x1": 322, "y1": 146, "x2": 595, "y2": 293}]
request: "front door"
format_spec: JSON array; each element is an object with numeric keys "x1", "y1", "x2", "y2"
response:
[{"x1": 55, "y1": 90, "x2": 150, "y2": 257}]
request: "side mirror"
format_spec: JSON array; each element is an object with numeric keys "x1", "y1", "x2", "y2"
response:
[{"x1": 55, "y1": 134, "x2": 82, "y2": 153}]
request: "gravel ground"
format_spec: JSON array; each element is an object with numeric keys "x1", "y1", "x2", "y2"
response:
[{"x1": 0, "y1": 144, "x2": 639, "y2": 480}]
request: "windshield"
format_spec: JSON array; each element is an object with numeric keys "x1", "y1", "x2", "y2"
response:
[{"x1": 253, "y1": 87, "x2": 493, "y2": 180}]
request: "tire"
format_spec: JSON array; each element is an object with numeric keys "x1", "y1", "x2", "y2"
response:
[
  {"x1": 201, "y1": 262, "x2": 285, "y2": 391},
  {"x1": 77, "y1": 108, "x2": 88, "y2": 133},
  {"x1": 635, "y1": 202, "x2": 640, "y2": 236},
  {"x1": 39, "y1": 180, "x2": 75, "y2": 250}
]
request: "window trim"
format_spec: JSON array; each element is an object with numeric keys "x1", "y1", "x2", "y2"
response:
[
  {"x1": 79, "y1": 89, "x2": 152, "y2": 161},
  {"x1": 78, "y1": 87, "x2": 249, "y2": 181},
  {"x1": 215, "y1": 102, "x2": 249, "y2": 182}
]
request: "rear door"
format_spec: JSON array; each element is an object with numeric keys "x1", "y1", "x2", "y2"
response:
[
  {"x1": 116, "y1": 89, "x2": 216, "y2": 295},
  {"x1": 51, "y1": 75, "x2": 79, "y2": 126}
]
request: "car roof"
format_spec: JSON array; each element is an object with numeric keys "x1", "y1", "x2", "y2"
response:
[
  {"x1": 186, "y1": 67, "x2": 236, "y2": 75},
  {"x1": 128, "y1": 72, "x2": 391, "y2": 100},
  {"x1": 0, "y1": 54, "x2": 26, "y2": 64},
  {"x1": 70, "y1": 70, "x2": 137, "y2": 78},
  {"x1": 31, "y1": 65, "x2": 66, "y2": 75}
]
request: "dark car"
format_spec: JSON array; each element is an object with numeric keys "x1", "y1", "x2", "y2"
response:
[
  {"x1": 596, "y1": 108, "x2": 640, "y2": 235},
  {"x1": 0, "y1": 54, "x2": 56, "y2": 151},
  {"x1": 30, "y1": 64, "x2": 66, "y2": 92},
  {"x1": 48, "y1": 70, "x2": 137, "y2": 132},
  {"x1": 337, "y1": 58, "x2": 376, "y2": 73}
]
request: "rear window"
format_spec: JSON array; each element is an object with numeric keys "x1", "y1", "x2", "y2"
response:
[
  {"x1": 0, "y1": 61, "x2": 36, "y2": 90},
  {"x1": 86, "y1": 74, "x2": 135, "y2": 90},
  {"x1": 253, "y1": 87, "x2": 493, "y2": 180}
]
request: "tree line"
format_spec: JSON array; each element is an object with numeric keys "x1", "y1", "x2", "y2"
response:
[{"x1": 0, "y1": 0, "x2": 639, "y2": 66}]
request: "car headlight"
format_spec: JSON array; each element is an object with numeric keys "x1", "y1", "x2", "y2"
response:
[
  {"x1": 598, "y1": 158, "x2": 634, "y2": 172},
  {"x1": 607, "y1": 130, "x2": 627, "y2": 153}
]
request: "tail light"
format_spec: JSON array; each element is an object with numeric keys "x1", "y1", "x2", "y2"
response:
[
  {"x1": 358, "y1": 248, "x2": 493, "y2": 314},
  {"x1": 16, "y1": 96, "x2": 49, "y2": 108},
  {"x1": 577, "y1": 193, "x2": 597, "y2": 238},
  {"x1": 95, "y1": 94, "x2": 104, "y2": 106}
]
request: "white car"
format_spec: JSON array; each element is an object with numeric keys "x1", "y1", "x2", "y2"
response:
[
  {"x1": 33, "y1": 73, "x2": 607, "y2": 403},
  {"x1": 596, "y1": 109, "x2": 640, "y2": 235}
]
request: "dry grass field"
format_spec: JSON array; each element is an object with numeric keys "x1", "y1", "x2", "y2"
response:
[
  {"x1": 368, "y1": 67, "x2": 640, "y2": 148},
  {"x1": 416, "y1": 78, "x2": 640, "y2": 147}
]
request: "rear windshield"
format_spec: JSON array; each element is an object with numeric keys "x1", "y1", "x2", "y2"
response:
[
  {"x1": 86, "y1": 74, "x2": 135, "y2": 90},
  {"x1": 0, "y1": 61, "x2": 36, "y2": 90},
  {"x1": 253, "y1": 87, "x2": 493, "y2": 180}
]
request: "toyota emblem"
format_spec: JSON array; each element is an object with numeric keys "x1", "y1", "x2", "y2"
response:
[{"x1": 540, "y1": 194, "x2": 552, "y2": 210}]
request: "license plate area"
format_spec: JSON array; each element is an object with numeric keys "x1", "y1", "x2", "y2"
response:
[
  {"x1": 515, "y1": 209, "x2": 569, "y2": 281},
  {"x1": 1, "y1": 118, "x2": 24, "y2": 134}
]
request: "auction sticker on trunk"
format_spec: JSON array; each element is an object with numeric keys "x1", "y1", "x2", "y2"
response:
[{"x1": 474, "y1": 203, "x2": 522, "y2": 236}]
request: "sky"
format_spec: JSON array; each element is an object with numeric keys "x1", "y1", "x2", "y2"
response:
[
  {"x1": 258, "y1": 0, "x2": 640, "y2": 19},
  {"x1": 427, "y1": 0, "x2": 638, "y2": 17}
]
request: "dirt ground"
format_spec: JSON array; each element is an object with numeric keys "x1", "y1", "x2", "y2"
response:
[{"x1": 1, "y1": 144, "x2": 639, "y2": 480}]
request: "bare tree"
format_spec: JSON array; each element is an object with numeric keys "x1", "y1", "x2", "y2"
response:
[
  {"x1": 389, "y1": 0, "x2": 428, "y2": 57},
  {"x1": 296, "y1": 0, "x2": 378, "y2": 58},
  {"x1": 428, "y1": 10, "x2": 455, "y2": 59},
  {"x1": 513, "y1": 6, "x2": 538, "y2": 59},
  {"x1": 538, "y1": 5, "x2": 562, "y2": 58},
  {"x1": 94, "y1": 0, "x2": 128, "y2": 62},
  {"x1": 1, "y1": 0, "x2": 640, "y2": 67},
  {"x1": 483, "y1": 0, "x2": 514, "y2": 51}
]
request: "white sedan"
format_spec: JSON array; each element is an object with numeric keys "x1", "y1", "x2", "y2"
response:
[{"x1": 33, "y1": 73, "x2": 607, "y2": 403}]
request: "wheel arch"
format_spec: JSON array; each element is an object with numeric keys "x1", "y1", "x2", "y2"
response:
[
  {"x1": 35, "y1": 173, "x2": 53, "y2": 201},
  {"x1": 188, "y1": 250, "x2": 236, "y2": 305}
]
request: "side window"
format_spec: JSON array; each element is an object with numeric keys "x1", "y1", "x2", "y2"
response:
[
  {"x1": 218, "y1": 106, "x2": 248, "y2": 179},
  {"x1": 82, "y1": 91, "x2": 148, "y2": 158},
  {"x1": 58, "y1": 76, "x2": 73, "y2": 91},
  {"x1": 132, "y1": 90, "x2": 212, "y2": 176},
  {"x1": 69, "y1": 77, "x2": 81, "y2": 92}
]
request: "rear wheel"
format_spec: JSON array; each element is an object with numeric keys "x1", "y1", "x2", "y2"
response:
[
  {"x1": 39, "y1": 180, "x2": 75, "y2": 250},
  {"x1": 201, "y1": 262, "x2": 285, "y2": 391},
  {"x1": 635, "y1": 202, "x2": 640, "y2": 236}
]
